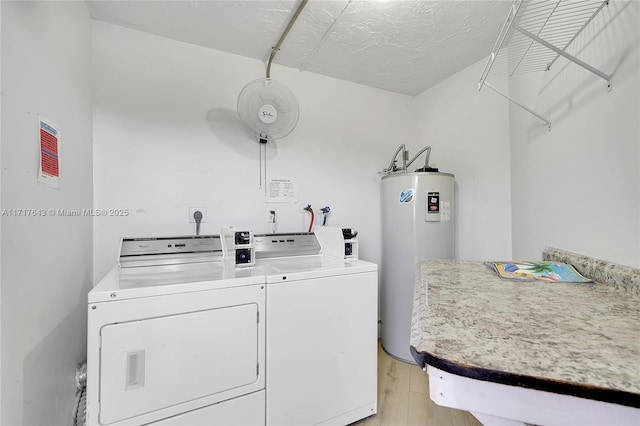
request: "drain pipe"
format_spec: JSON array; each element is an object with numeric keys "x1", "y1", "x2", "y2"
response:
[{"x1": 266, "y1": 0, "x2": 309, "y2": 78}]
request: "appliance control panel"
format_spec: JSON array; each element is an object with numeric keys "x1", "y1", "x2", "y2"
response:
[
  {"x1": 118, "y1": 235, "x2": 223, "y2": 267},
  {"x1": 254, "y1": 233, "x2": 321, "y2": 258},
  {"x1": 221, "y1": 227, "x2": 255, "y2": 267},
  {"x1": 315, "y1": 226, "x2": 359, "y2": 259}
]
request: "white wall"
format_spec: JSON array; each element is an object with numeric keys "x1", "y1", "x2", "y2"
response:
[
  {"x1": 412, "y1": 59, "x2": 513, "y2": 260},
  {"x1": 1, "y1": 2, "x2": 93, "y2": 425},
  {"x1": 92, "y1": 21, "x2": 519, "y2": 280},
  {"x1": 0, "y1": 2, "x2": 634, "y2": 423},
  {"x1": 509, "y1": 0, "x2": 640, "y2": 267},
  {"x1": 0, "y1": 1, "x2": 3, "y2": 421},
  {"x1": 92, "y1": 21, "x2": 416, "y2": 281}
]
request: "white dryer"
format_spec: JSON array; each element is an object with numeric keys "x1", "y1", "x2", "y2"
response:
[
  {"x1": 254, "y1": 233, "x2": 378, "y2": 426},
  {"x1": 86, "y1": 235, "x2": 266, "y2": 426}
]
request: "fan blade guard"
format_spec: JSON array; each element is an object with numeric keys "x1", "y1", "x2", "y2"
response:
[{"x1": 237, "y1": 78, "x2": 299, "y2": 140}]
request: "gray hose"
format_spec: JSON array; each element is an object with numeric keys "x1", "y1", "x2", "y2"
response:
[
  {"x1": 383, "y1": 144, "x2": 406, "y2": 173},
  {"x1": 73, "y1": 362, "x2": 87, "y2": 426},
  {"x1": 406, "y1": 146, "x2": 431, "y2": 171}
]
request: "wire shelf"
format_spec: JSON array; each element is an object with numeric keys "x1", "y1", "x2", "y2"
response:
[{"x1": 478, "y1": 0, "x2": 611, "y2": 130}]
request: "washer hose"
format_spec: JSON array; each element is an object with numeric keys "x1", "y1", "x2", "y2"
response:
[{"x1": 304, "y1": 205, "x2": 314, "y2": 232}]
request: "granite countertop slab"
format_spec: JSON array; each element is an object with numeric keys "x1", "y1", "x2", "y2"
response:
[
  {"x1": 543, "y1": 247, "x2": 640, "y2": 295},
  {"x1": 410, "y1": 256, "x2": 640, "y2": 407}
]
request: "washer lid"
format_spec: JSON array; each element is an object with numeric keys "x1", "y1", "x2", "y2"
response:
[
  {"x1": 257, "y1": 255, "x2": 377, "y2": 283},
  {"x1": 89, "y1": 261, "x2": 264, "y2": 303}
]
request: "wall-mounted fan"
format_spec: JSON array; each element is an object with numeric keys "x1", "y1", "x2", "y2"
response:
[
  {"x1": 236, "y1": 0, "x2": 307, "y2": 192},
  {"x1": 237, "y1": 77, "x2": 300, "y2": 192},
  {"x1": 237, "y1": 78, "x2": 299, "y2": 142}
]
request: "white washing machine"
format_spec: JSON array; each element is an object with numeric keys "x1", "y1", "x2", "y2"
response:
[
  {"x1": 254, "y1": 232, "x2": 378, "y2": 426},
  {"x1": 86, "y1": 235, "x2": 266, "y2": 426}
]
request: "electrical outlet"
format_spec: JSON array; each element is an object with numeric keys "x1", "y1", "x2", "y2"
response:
[{"x1": 189, "y1": 207, "x2": 207, "y2": 223}]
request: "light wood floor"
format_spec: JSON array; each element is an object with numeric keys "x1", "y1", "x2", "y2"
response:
[{"x1": 354, "y1": 344, "x2": 483, "y2": 426}]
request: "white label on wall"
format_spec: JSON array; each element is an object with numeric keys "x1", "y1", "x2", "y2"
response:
[{"x1": 266, "y1": 178, "x2": 298, "y2": 203}]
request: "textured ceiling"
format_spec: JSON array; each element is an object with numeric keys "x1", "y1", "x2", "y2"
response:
[{"x1": 85, "y1": 0, "x2": 511, "y2": 96}]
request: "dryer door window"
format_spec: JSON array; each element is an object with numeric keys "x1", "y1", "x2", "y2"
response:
[{"x1": 99, "y1": 303, "x2": 259, "y2": 424}]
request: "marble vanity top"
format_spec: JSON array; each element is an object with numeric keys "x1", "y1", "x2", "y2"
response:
[{"x1": 410, "y1": 250, "x2": 640, "y2": 408}]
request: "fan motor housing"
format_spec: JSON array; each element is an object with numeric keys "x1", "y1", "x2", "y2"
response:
[{"x1": 258, "y1": 104, "x2": 278, "y2": 124}]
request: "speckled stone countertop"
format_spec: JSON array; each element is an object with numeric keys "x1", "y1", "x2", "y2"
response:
[{"x1": 410, "y1": 250, "x2": 640, "y2": 407}]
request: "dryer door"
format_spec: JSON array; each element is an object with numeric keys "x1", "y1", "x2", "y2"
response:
[{"x1": 99, "y1": 303, "x2": 259, "y2": 424}]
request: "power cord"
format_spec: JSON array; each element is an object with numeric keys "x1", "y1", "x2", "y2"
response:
[{"x1": 193, "y1": 210, "x2": 203, "y2": 236}]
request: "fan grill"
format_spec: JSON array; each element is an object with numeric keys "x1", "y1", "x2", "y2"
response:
[{"x1": 237, "y1": 78, "x2": 299, "y2": 140}]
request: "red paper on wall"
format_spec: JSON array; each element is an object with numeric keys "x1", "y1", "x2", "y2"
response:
[{"x1": 38, "y1": 116, "x2": 60, "y2": 188}]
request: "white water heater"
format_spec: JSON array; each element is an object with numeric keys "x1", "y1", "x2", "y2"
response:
[{"x1": 381, "y1": 171, "x2": 454, "y2": 363}]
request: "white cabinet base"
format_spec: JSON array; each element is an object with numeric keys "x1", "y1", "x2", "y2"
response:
[
  {"x1": 266, "y1": 271, "x2": 378, "y2": 426},
  {"x1": 427, "y1": 366, "x2": 640, "y2": 426}
]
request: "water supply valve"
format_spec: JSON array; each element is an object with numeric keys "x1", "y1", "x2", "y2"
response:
[{"x1": 320, "y1": 206, "x2": 331, "y2": 226}]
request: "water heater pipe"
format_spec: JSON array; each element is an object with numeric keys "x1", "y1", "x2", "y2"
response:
[
  {"x1": 383, "y1": 144, "x2": 406, "y2": 173},
  {"x1": 406, "y1": 146, "x2": 431, "y2": 170}
]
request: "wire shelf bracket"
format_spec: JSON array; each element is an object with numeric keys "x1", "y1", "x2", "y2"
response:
[{"x1": 478, "y1": 0, "x2": 612, "y2": 131}]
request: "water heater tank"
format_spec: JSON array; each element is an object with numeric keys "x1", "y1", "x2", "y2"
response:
[{"x1": 380, "y1": 172, "x2": 455, "y2": 363}]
